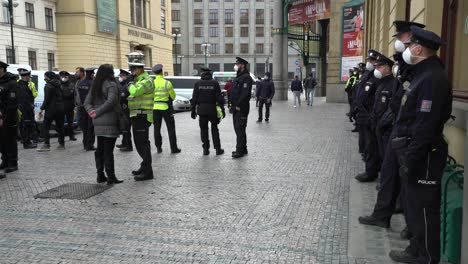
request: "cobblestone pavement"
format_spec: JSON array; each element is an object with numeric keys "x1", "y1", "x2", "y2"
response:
[{"x1": 0, "y1": 97, "x2": 404, "y2": 263}]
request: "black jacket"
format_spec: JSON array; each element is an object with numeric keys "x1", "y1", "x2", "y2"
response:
[
  {"x1": 395, "y1": 56, "x2": 452, "y2": 164},
  {"x1": 229, "y1": 70, "x2": 253, "y2": 114},
  {"x1": 17, "y1": 79, "x2": 35, "y2": 111},
  {"x1": 354, "y1": 72, "x2": 380, "y2": 125},
  {"x1": 372, "y1": 74, "x2": 395, "y2": 132},
  {"x1": 0, "y1": 72, "x2": 19, "y2": 126},
  {"x1": 75, "y1": 78, "x2": 92, "y2": 107},
  {"x1": 119, "y1": 80, "x2": 130, "y2": 110},
  {"x1": 192, "y1": 72, "x2": 223, "y2": 116},
  {"x1": 290, "y1": 79, "x2": 303, "y2": 92},
  {"x1": 256, "y1": 79, "x2": 275, "y2": 99},
  {"x1": 61, "y1": 80, "x2": 75, "y2": 113},
  {"x1": 41, "y1": 78, "x2": 64, "y2": 118}
]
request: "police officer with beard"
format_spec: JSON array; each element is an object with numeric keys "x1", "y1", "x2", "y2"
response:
[
  {"x1": 191, "y1": 66, "x2": 225, "y2": 156},
  {"x1": 75, "y1": 67, "x2": 96, "y2": 151},
  {"x1": 59, "y1": 71, "x2": 77, "y2": 141},
  {"x1": 116, "y1": 69, "x2": 133, "y2": 152},
  {"x1": 17, "y1": 68, "x2": 38, "y2": 148},
  {"x1": 0, "y1": 61, "x2": 19, "y2": 175},
  {"x1": 229, "y1": 57, "x2": 253, "y2": 159}
]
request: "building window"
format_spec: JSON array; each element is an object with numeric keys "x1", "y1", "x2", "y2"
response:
[
  {"x1": 224, "y1": 63, "x2": 235, "y2": 71},
  {"x1": 209, "y1": 0, "x2": 218, "y2": 2},
  {"x1": 225, "y1": 44, "x2": 233, "y2": 54},
  {"x1": 256, "y1": 27, "x2": 264, "y2": 37},
  {"x1": 240, "y1": 0, "x2": 249, "y2": 2},
  {"x1": 172, "y1": 27, "x2": 180, "y2": 34},
  {"x1": 25, "y1": 2, "x2": 35, "y2": 28},
  {"x1": 193, "y1": 63, "x2": 204, "y2": 73},
  {"x1": 194, "y1": 0, "x2": 202, "y2": 2},
  {"x1": 240, "y1": 44, "x2": 249, "y2": 54},
  {"x1": 225, "y1": 9, "x2": 233, "y2": 24},
  {"x1": 208, "y1": 63, "x2": 220, "y2": 71},
  {"x1": 161, "y1": 0, "x2": 165, "y2": 7},
  {"x1": 47, "y1": 53, "x2": 55, "y2": 71},
  {"x1": 6, "y1": 48, "x2": 14, "y2": 64},
  {"x1": 194, "y1": 27, "x2": 204, "y2": 37},
  {"x1": 131, "y1": 0, "x2": 147, "y2": 28},
  {"x1": 194, "y1": 9, "x2": 203, "y2": 24},
  {"x1": 240, "y1": 27, "x2": 249, "y2": 37},
  {"x1": 209, "y1": 27, "x2": 218, "y2": 37},
  {"x1": 240, "y1": 9, "x2": 248, "y2": 24},
  {"x1": 172, "y1": 10, "x2": 180, "y2": 21},
  {"x1": 271, "y1": 9, "x2": 273, "y2": 24},
  {"x1": 256, "y1": 44, "x2": 264, "y2": 54},
  {"x1": 225, "y1": 27, "x2": 233, "y2": 37},
  {"x1": 45, "y1": 8, "x2": 53, "y2": 31},
  {"x1": 209, "y1": 9, "x2": 218, "y2": 24},
  {"x1": 210, "y1": 44, "x2": 218, "y2": 54},
  {"x1": 2, "y1": 6, "x2": 9, "y2": 23},
  {"x1": 172, "y1": 0, "x2": 180, "y2": 2},
  {"x1": 161, "y1": 9, "x2": 166, "y2": 33},
  {"x1": 195, "y1": 44, "x2": 203, "y2": 54},
  {"x1": 256, "y1": 0, "x2": 264, "y2": 1},
  {"x1": 28, "y1": 50, "x2": 37, "y2": 70},
  {"x1": 256, "y1": 9, "x2": 264, "y2": 24}
]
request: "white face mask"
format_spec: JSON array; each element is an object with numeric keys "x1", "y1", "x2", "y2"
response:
[
  {"x1": 118, "y1": 77, "x2": 123, "y2": 82},
  {"x1": 61, "y1": 77, "x2": 68, "y2": 82},
  {"x1": 264, "y1": 75, "x2": 268, "y2": 80},
  {"x1": 374, "y1": 69, "x2": 383, "y2": 79},
  {"x1": 392, "y1": 65, "x2": 399, "y2": 76},
  {"x1": 234, "y1": 65, "x2": 239, "y2": 72},
  {"x1": 394, "y1": 40, "x2": 406, "y2": 53},
  {"x1": 403, "y1": 45, "x2": 427, "y2": 65},
  {"x1": 366, "y1": 62, "x2": 374, "y2": 71}
]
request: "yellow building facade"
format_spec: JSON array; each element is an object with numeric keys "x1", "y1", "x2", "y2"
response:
[{"x1": 55, "y1": 0, "x2": 173, "y2": 74}]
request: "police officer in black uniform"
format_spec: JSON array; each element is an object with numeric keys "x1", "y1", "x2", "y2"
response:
[
  {"x1": 229, "y1": 57, "x2": 253, "y2": 159},
  {"x1": 75, "y1": 67, "x2": 95, "y2": 150},
  {"x1": 354, "y1": 50, "x2": 382, "y2": 182},
  {"x1": 116, "y1": 69, "x2": 133, "y2": 152},
  {"x1": 191, "y1": 66, "x2": 225, "y2": 156},
  {"x1": 388, "y1": 26, "x2": 451, "y2": 264},
  {"x1": 0, "y1": 61, "x2": 19, "y2": 174},
  {"x1": 17, "y1": 68, "x2": 37, "y2": 148},
  {"x1": 59, "y1": 71, "x2": 77, "y2": 141}
]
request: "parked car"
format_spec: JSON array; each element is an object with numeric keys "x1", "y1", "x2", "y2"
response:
[
  {"x1": 173, "y1": 95, "x2": 191, "y2": 112},
  {"x1": 160, "y1": 76, "x2": 200, "y2": 100}
]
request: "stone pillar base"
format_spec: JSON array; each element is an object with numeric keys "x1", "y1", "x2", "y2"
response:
[{"x1": 273, "y1": 80, "x2": 288, "y2": 100}]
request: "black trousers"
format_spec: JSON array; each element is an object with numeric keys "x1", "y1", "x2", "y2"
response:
[
  {"x1": 95, "y1": 136, "x2": 117, "y2": 176},
  {"x1": 0, "y1": 126, "x2": 18, "y2": 167},
  {"x1": 405, "y1": 141, "x2": 447, "y2": 264},
  {"x1": 64, "y1": 110, "x2": 75, "y2": 139},
  {"x1": 153, "y1": 109, "x2": 178, "y2": 151},
  {"x1": 19, "y1": 107, "x2": 36, "y2": 145},
  {"x1": 78, "y1": 107, "x2": 95, "y2": 149},
  {"x1": 199, "y1": 115, "x2": 221, "y2": 150},
  {"x1": 357, "y1": 124, "x2": 365, "y2": 154},
  {"x1": 120, "y1": 109, "x2": 132, "y2": 148},
  {"x1": 131, "y1": 115, "x2": 153, "y2": 177},
  {"x1": 363, "y1": 124, "x2": 380, "y2": 177},
  {"x1": 258, "y1": 98, "x2": 270, "y2": 121},
  {"x1": 233, "y1": 111, "x2": 248, "y2": 153},
  {"x1": 43, "y1": 111, "x2": 65, "y2": 145}
]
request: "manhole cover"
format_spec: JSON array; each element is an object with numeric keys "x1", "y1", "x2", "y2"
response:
[{"x1": 34, "y1": 183, "x2": 112, "y2": 200}]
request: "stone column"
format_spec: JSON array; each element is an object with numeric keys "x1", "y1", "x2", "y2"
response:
[
  {"x1": 463, "y1": 112, "x2": 468, "y2": 263},
  {"x1": 272, "y1": 0, "x2": 287, "y2": 100}
]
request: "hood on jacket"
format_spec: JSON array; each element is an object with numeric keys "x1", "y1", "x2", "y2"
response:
[
  {"x1": 201, "y1": 71, "x2": 213, "y2": 80},
  {"x1": 47, "y1": 78, "x2": 62, "y2": 88}
]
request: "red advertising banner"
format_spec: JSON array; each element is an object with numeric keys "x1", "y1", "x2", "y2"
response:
[
  {"x1": 288, "y1": 0, "x2": 331, "y2": 25},
  {"x1": 340, "y1": 2, "x2": 365, "y2": 82}
]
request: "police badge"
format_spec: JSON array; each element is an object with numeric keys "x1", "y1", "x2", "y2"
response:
[
  {"x1": 403, "y1": 81, "x2": 410, "y2": 90},
  {"x1": 381, "y1": 96, "x2": 386, "y2": 103},
  {"x1": 401, "y1": 95, "x2": 408, "y2": 106},
  {"x1": 365, "y1": 85, "x2": 370, "y2": 91}
]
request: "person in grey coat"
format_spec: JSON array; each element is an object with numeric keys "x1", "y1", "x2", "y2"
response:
[{"x1": 84, "y1": 64, "x2": 123, "y2": 185}]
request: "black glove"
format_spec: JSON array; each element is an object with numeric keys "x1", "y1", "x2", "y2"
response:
[
  {"x1": 191, "y1": 111, "x2": 197, "y2": 119},
  {"x1": 127, "y1": 74, "x2": 135, "y2": 82},
  {"x1": 221, "y1": 107, "x2": 226, "y2": 118}
]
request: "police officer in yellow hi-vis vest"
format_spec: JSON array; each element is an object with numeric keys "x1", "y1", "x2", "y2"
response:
[
  {"x1": 17, "y1": 68, "x2": 38, "y2": 149},
  {"x1": 126, "y1": 52, "x2": 155, "y2": 181},
  {"x1": 152, "y1": 64, "x2": 181, "y2": 154}
]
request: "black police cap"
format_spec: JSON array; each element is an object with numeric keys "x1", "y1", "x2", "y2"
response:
[
  {"x1": 200, "y1": 66, "x2": 212, "y2": 72},
  {"x1": 85, "y1": 67, "x2": 96, "y2": 73},
  {"x1": 373, "y1": 54, "x2": 394, "y2": 67},
  {"x1": 0, "y1": 61, "x2": 9, "y2": 70},
  {"x1": 59, "y1": 71, "x2": 70, "y2": 76},
  {"x1": 366, "y1": 49, "x2": 383, "y2": 60},
  {"x1": 235, "y1": 57, "x2": 248, "y2": 65},
  {"x1": 404, "y1": 26, "x2": 446, "y2": 51},
  {"x1": 18, "y1": 68, "x2": 31, "y2": 76},
  {"x1": 152, "y1": 64, "x2": 163, "y2": 73},
  {"x1": 44, "y1": 71, "x2": 56, "y2": 78},
  {"x1": 392, "y1": 20, "x2": 426, "y2": 37},
  {"x1": 119, "y1": 69, "x2": 130, "y2": 76}
]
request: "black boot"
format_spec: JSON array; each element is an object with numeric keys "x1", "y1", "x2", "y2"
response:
[
  {"x1": 215, "y1": 149, "x2": 224, "y2": 155},
  {"x1": 95, "y1": 152, "x2": 107, "y2": 183},
  {"x1": 104, "y1": 155, "x2": 123, "y2": 185},
  {"x1": 358, "y1": 215, "x2": 390, "y2": 228},
  {"x1": 400, "y1": 226, "x2": 412, "y2": 240},
  {"x1": 5, "y1": 165, "x2": 18, "y2": 173},
  {"x1": 203, "y1": 149, "x2": 210, "y2": 156},
  {"x1": 355, "y1": 172, "x2": 377, "y2": 182},
  {"x1": 134, "y1": 168, "x2": 154, "y2": 181},
  {"x1": 389, "y1": 249, "x2": 418, "y2": 263},
  {"x1": 0, "y1": 161, "x2": 7, "y2": 170},
  {"x1": 132, "y1": 167, "x2": 143, "y2": 175}
]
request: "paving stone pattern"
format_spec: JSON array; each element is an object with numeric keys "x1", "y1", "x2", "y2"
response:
[{"x1": 0, "y1": 97, "x2": 398, "y2": 263}]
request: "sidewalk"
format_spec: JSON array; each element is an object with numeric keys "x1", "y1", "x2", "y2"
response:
[{"x1": 0, "y1": 96, "x2": 405, "y2": 263}]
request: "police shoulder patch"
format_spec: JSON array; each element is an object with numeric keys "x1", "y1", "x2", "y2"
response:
[
  {"x1": 243, "y1": 83, "x2": 248, "y2": 89},
  {"x1": 403, "y1": 81, "x2": 411, "y2": 90},
  {"x1": 420, "y1": 100, "x2": 432, "y2": 113},
  {"x1": 381, "y1": 96, "x2": 386, "y2": 103},
  {"x1": 365, "y1": 85, "x2": 370, "y2": 91},
  {"x1": 10, "y1": 92, "x2": 16, "y2": 98}
]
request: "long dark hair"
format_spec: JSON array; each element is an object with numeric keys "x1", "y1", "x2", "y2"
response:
[{"x1": 91, "y1": 64, "x2": 115, "y2": 98}]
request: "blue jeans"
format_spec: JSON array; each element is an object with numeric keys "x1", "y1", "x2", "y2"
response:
[{"x1": 306, "y1": 88, "x2": 315, "y2": 106}]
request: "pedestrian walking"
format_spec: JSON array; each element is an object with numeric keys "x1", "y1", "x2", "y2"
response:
[
  {"x1": 256, "y1": 72, "x2": 275, "y2": 122},
  {"x1": 75, "y1": 67, "x2": 96, "y2": 151},
  {"x1": 37, "y1": 72, "x2": 65, "y2": 152},
  {"x1": 126, "y1": 52, "x2": 155, "y2": 181},
  {"x1": 388, "y1": 26, "x2": 452, "y2": 264},
  {"x1": 229, "y1": 57, "x2": 253, "y2": 159},
  {"x1": 152, "y1": 64, "x2": 181, "y2": 154},
  {"x1": 116, "y1": 69, "x2": 133, "y2": 152},
  {"x1": 84, "y1": 64, "x2": 124, "y2": 185},
  {"x1": 0, "y1": 61, "x2": 19, "y2": 174},
  {"x1": 304, "y1": 73, "x2": 317, "y2": 106},
  {"x1": 17, "y1": 68, "x2": 38, "y2": 148},
  {"x1": 191, "y1": 66, "x2": 225, "y2": 155},
  {"x1": 291, "y1": 75, "x2": 303, "y2": 107},
  {"x1": 59, "y1": 71, "x2": 77, "y2": 141}
]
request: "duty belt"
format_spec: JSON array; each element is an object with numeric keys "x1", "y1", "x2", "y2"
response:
[{"x1": 131, "y1": 110, "x2": 153, "y2": 115}]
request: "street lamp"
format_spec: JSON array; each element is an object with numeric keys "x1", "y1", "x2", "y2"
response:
[
  {"x1": 201, "y1": 42, "x2": 211, "y2": 67},
  {"x1": 172, "y1": 30, "x2": 181, "y2": 75},
  {"x1": 2, "y1": 0, "x2": 19, "y2": 64},
  {"x1": 177, "y1": 55, "x2": 184, "y2": 75}
]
